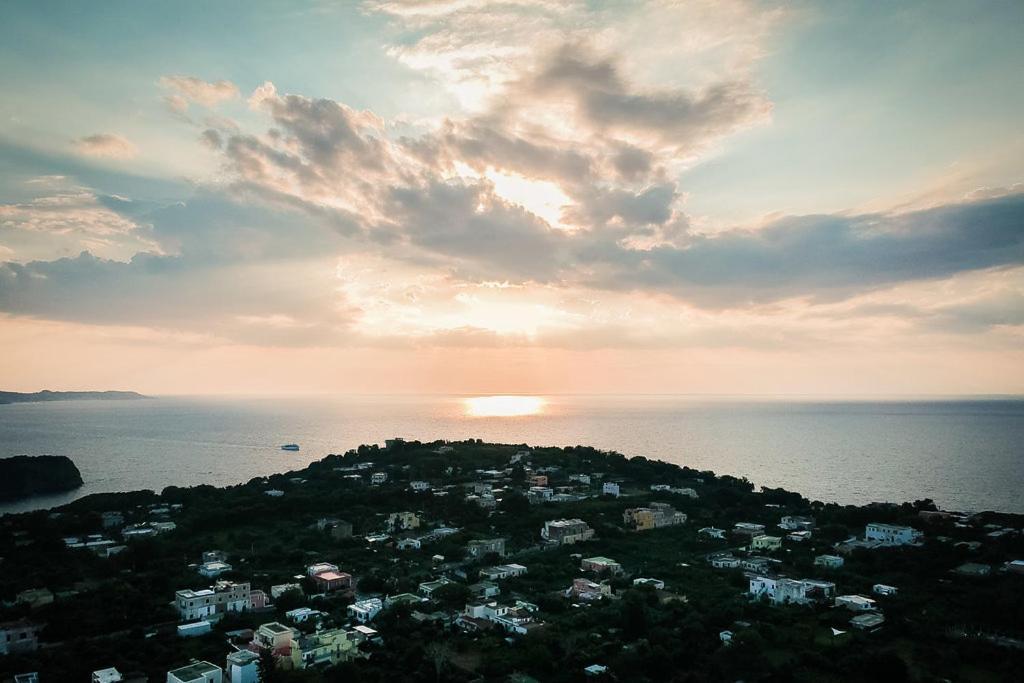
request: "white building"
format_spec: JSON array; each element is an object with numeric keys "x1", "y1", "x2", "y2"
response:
[
  {"x1": 835, "y1": 594, "x2": 878, "y2": 611},
  {"x1": 175, "y1": 581, "x2": 251, "y2": 622},
  {"x1": 602, "y1": 482, "x2": 620, "y2": 497},
  {"x1": 270, "y1": 583, "x2": 303, "y2": 599},
  {"x1": 733, "y1": 522, "x2": 766, "y2": 536},
  {"x1": 633, "y1": 578, "x2": 665, "y2": 590},
  {"x1": 699, "y1": 527, "x2": 727, "y2": 539},
  {"x1": 750, "y1": 535, "x2": 782, "y2": 551},
  {"x1": 479, "y1": 563, "x2": 528, "y2": 581},
  {"x1": 709, "y1": 554, "x2": 741, "y2": 569},
  {"x1": 527, "y1": 486, "x2": 554, "y2": 503},
  {"x1": 409, "y1": 480, "x2": 431, "y2": 492},
  {"x1": 167, "y1": 661, "x2": 223, "y2": 683},
  {"x1": 92, "y1": 669, "x2": 123, "y2": 683},
  {"x1": 814, "y1": 554, "x2": 845, "y2": 569},
  {"x1": 652, "y1": 485, "x2": 699, "y2": 498},
  {"x1": 779, "y1": 516, "x2": 816, "y2": 531},
  {"x1": 873, "y1": 584, "x2": 898, "y2": 596},
  {"x1": 348, "y1": 598, "x2": 383, "y2": 623},
  {"x1": 177, "y1": 621, "x2": 212, "y2": 637},
  {"x1": 541, "y1": 519, "x2": 595, "y2": 545},
  {"x1": 749, "y1": 576, "x2": 836, "y2": 606},
  {"x1": 371, "y1": 472, "x2": 388, "y2": 485},
  {"x1": 467, "y1": 538, "x2": 506, "y2": 558},
  {"x1": 225, "y1": 650, "x2": 259, "y2": 683},
  {"x1": 460, "y1": 600, "x2": 539, "y2": 635},
  {"x1": 198, "y1": 561, "x2": 232, "y2": 578},
  {"x1": 511, "y1": 450, "x2": 531, "y2": 464},
  {"x1": 865, "y1": 523, "x2": 923, "y2": 546}
]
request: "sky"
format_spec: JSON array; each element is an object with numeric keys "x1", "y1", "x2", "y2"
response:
[{"x1": 0, "y1": 0, "x2": 1022, "y2": 396}]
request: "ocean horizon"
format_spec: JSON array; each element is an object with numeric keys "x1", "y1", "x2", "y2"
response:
[{"x1": 2, "y1": 394, "x2": 1022, "y2": 515}]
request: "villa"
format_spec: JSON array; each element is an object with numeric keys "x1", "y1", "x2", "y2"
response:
[
  {"x1": 750, "y1": 535, "x2": 782, "y2": 551},
  {"x1": 864, "y1": 523, "x2": 923, "y2": 546},
  {"x1": 541, "y1": 519, "x2": 595, "y2": 545},
  {"x1": 580, "y1": 556, "x2": 623, "y2": 575},
  {"x1": 175, "y1": 581, "x2": 251, "y2": 622},
  {"x1": 348, "y1": 598, "x2": 383, "y2": 623},
  {"x1": 467, "y1": 538, "x2": 506, "y2": 558},
  {"x1": 623, "y1": 503, "x2": 687, "y2": 530},
  {"x1": 814, "y1": 554, "x2": 845, "y2": 569},
  {"x1": 479, "y1": 563, "x2": 528, "y2": 581},
  {"x1": 565, "y1": 578, "x2": 611, "y2": 601},
  {"x1": 733, "y1": 522, "x2": 766, "y2": 537},
  {"x1": 835, "y1": 594, "x2": 878, "y2": 611}
]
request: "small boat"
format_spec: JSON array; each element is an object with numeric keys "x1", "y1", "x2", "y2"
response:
[{"x1": 280, "y1": 444, "x2": 300, "y2": 451}]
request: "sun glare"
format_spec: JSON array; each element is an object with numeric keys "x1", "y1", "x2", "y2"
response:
[
  {"x1": 484, "y1": 169, "x2": 571, "y2": 229},
  {"x1": 464, "y1": 395, "x2": 546, "y2": 417}
]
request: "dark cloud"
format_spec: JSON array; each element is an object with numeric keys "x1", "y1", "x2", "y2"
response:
[
  {"x1": 583, "y1": 193, "x2": 1024, "y2": 306},
  {"x1": 73, "y1": 133, "x2": 137, "y2": 159},
  {"x1": 380, "y1": 180, "x2": 567, "y2": 281},
  {"x1": 530, "y1": 45, "x2": 771, "y2": 149},
  {"x1": 564, "y1": 183, "x2": 677, "y2": 228},
  {"x1": 0, "y1": 250, "x2": 354, "y2": 345}
]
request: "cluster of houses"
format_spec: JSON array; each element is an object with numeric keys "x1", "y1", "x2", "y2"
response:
[
  {"x1": 58, "y1": 505, "x2": 185, "y2": 562},
  {"x1": 164, "y1": 616, "x2": 380, "y2": 682},
  {"x1": 700, "y1": 516, "x2": 939, "y2": 632}
]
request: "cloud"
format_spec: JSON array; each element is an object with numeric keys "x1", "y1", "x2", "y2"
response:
[
  {"x1": 160, "y1": 75, "x2": 240, "y2": 109},
  {"x1": 73, "y1": 133, "x2": 138, "y2": 159},
  {"x1": 580, "y1": 193, "x2": 1024, "y2": 306},
  {"x1": 2, "y1": 1, "x2": 1020, "y2": 358},
  {"x1": 528, "y1": 44, "x2": 771, "y2": 150},
  {"x1": 205, "y1": 70, "x2": 1024, "y2": 309},
  {"x1": 0, "y1": 190, "x2": 159, "y2": 261},
  {"x1": 0, "y1": 250, "x2": 355, "y2": 346}
]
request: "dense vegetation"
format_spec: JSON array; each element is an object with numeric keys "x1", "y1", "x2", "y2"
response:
[
  {"x1": 0, "y1": 455, "x2": 84, "y2": 501},
  {"x1": 1, "y1": 440, "x2": 1022, "y2": 682}
]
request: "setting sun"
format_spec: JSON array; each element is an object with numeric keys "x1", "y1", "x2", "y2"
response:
[{"x1": 464, "y1": 395, "x2": 546, "y2": 417}]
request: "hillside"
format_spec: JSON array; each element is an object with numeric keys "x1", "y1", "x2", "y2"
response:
[
  {"x1": 0, "y1": 390, "x2": 148, "y2": 405},
  {"x1": 0, "y1": 455, "x2": 84, "y2": 501}
]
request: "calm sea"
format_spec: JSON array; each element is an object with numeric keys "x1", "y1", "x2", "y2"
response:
[{"x1": 0, "y1": 395, "x2": 1022, "y2": 515}]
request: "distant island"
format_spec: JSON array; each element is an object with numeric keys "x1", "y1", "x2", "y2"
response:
[
  {"x1": 0, "y1": 389, "x2": 148, "y2": 405},
  {"x1": 0, "y1": 454, "x2": 84, "y2": 501}
]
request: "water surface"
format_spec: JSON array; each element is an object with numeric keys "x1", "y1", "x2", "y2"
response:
[{"x1": 0, "y1": 395, "x2": 1021, "y2": 514}]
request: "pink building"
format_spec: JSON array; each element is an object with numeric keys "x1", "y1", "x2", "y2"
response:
[
  {"x1": 312, "y1": 571, "x2": 352, "y2": 592},
  {"x1": 250, "y1": 589, "x2": 269, "y2": 609}
]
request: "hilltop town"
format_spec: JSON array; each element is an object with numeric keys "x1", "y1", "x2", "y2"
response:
[{"x1": 1, "y1": 440, "x2": 1022, "y2": 682}]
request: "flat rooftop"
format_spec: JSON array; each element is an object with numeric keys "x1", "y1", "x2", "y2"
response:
[{"x1": 168, "y1": 660, "x2": 221, "y2": 679}]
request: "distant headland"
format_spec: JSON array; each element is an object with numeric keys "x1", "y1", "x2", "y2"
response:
[
  {"x1": 0, "y1": 454, "x2": 84, "y2": 501},
  {"x1": 0, "y1": 389, "x2": 149, "y2": 405}
]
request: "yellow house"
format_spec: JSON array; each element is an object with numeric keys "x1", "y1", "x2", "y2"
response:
[
  {"x1": 751, "y1": 535, "x2": 783, "y2": 551},
  {"x1": 622, "y1": 508, "x2": 656, "y2": 531},
  {"x1": 290, "y1": 628, "x2": 362, "y2": 669},
  {"x1": 386, "y1": 511, "x2": 420, "y2": 532}
]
